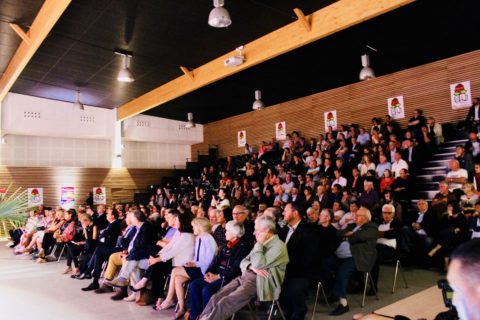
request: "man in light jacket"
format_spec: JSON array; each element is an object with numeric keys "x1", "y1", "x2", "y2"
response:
[{"x1": 199, "y1": 215, "x2": 289, "y2": 320}]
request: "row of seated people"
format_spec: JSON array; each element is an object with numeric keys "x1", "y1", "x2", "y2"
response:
[{"x1": 10, "y1": 196, "x2": 480, "y2": 319}]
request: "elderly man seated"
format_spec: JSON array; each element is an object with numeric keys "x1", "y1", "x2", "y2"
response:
[
  {"x1": 329, "y1": 207, "x2": 378, "y2": 316},
  {"x1": 198, "y1": 215, "x2": 289, "y2": 320},
  {"x1": 370, "y1": 204, "x2": 402, "y2": 294}
]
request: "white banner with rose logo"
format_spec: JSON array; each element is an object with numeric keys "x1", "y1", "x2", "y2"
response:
[
  {"x1": 237, "y1": 130, "x2": 246, "y2": 147},
  {"x1": 324, "y1": 110, "x2": 338, "y2": 131},
  {"x1": 450, "y1": 81, "x2": 472, "y2": 109},
  {"x1": 387, "y1": 96, "x2": 405, "y2": 119},
  {"x1": 275, "y1": 121, "x2": 287, "y2": 140},
  {"x1": 93, "y1": 187, "x2": 107, "y2": 205},
  {"x1": 28, "y1": 188, "x2": 44, "y2": 207}
]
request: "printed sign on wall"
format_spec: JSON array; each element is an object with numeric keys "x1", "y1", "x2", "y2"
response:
[
  {"x1": 275, "y1": 122, "x2": 286, "y2": 140},
  {"x1": 387, "y1": 96, "x2": 405, "y2": 119},
  {"x1": 450, "y1": 81, "x2": 472, "y2": 109},
  {"x1": 28, "y1": 188, "x2": 44, "y2": 207},
  {"x1": 60, "y1": 186, "x2": 75, "y2": 209},
  {"x1": 237, "y1": 130, "x2": 246, "y2": 147},
  {"x1": 324, "y1": 110, "x2": 338, "y2": 131},
  {"x1": 93, "y1": 187, "x2": 106, "y2": 205}
]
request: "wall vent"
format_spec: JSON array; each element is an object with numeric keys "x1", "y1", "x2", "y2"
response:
[
  {"x1": 23, "y1": 111, "x2": 41, "y2": 119},
  {"x1": 136, "y1": 121, "x2": 150, "y2": 127},
  {"x1": 80, "y1": 116, "x2": 95, "y2": 123}
]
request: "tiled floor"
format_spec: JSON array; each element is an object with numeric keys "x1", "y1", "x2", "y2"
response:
[{"x1": 0, "y1": 242, "x2": 446, "y2": 320}]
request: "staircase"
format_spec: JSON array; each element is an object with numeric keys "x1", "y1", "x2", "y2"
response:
[{"x1": 412, "y1": 127, "x2": 467, "y2": 207}]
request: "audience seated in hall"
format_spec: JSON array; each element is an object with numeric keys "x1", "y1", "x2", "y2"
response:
[{"x1": 10, "y1": 109, "x2": 480, "y2": 318}]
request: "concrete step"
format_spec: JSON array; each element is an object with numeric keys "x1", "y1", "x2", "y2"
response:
[
  {"x1": 415, "y1": 174, "x2": 446, "y2": 183},
  {"x1": 442, "y1": 139, "x2": 467, "y2": 147},
  {"x1": 414, "y1": 181, "x2": 439, "y2": 190}
]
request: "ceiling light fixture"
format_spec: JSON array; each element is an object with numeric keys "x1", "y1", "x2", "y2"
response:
[
  {"x1": 252, "y1": 90, "x2": 264, "y2": 111},
  {"x1": 185, "y1": 112, "x2": 196, "y2": 129},
  {"x1": 208, "y1": 0, "x2": 231, "y2": 28},
  {"x1": 359, "y1": 54, "x2": 375, "y2": 81},
  {"x1": 73, "y1": 90, "x2": 84, "y2": 111},
  {"x1": 224, "y1": 46, "x2": 245, "y2": 67},
  {"x1": 115, "y1": 51, "x2": 134, "y2": 83}
]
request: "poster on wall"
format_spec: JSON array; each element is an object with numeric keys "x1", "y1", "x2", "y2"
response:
[
  {"x1": 324, "y1": 110, "x2": 338, "y2": 131},
  {"x1": 237, "y1": 130, "x2": 246, "y2": 147},
  {"x1": 60, "y1": 186, "x2": 75, "y2": 209},
  {"x1": 387, "y1": 96, "x2": 405, "y2": 119},
  {"x1": 450, "y1": 81, "x2": 472, "y2": 109},
  {"x1": 93, "y1": 187, "x2": 106, "y2": 205},
  {"x1": 28, "y1": 188, "x2": 44, "y2": 207},
  {"x1": 275, "y1": 122, "x2": 287, "y2": 140}
]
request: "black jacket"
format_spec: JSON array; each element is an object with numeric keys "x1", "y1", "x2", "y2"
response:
[
  {"x1": 99, "y1": 219, "x2": 122, "y2": 248},
  {"x1": 408, "y1": 210, "x2": 438, "y2": 238},
  {"x1": 279, "y1": 220, "x2": 319, "y2": 280},
  {"x1": 127, "y1": 222, "x2": 158, "y2": 261},
  {"x1": 378, "y1": 219, "x2": 402, "y2": 244},
  {"x1": 118, "y1": 226, "x2": 136, "y2": 251},
  {"x1": 206, "y1": 237, "x2": 250, "y2": 283},
  {"x1": 338, "y1": 222, "x2": 378, "y2": 272}
]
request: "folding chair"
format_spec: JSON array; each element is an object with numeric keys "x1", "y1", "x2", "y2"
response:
[
  {"x1": 391, "y1": 259, "x2": 408, "y2": 293},
  {"x1": 361, "y1": 272, "x2": 379, "y2": 308},
  {"x1": 311, "y1": 281, "x2": 331, "y2": 320}
]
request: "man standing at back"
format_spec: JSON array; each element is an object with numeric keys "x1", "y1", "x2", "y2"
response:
[{"x1": 278, "y1": 203, "x2": 319, "y2": 320}]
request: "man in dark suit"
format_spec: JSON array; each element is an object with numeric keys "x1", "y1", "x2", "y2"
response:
[
  {"x1": 81, "y1": 209, "x2": 123, "y2": 291},
  {"x1": 402, "y1": 139, "x2": 420, "y2": 175},
  {"x1": 278, "y1": 203, "x2": 319, "y2": 320},
  {"x1": 322, "y1": 158, "x2": 335, "y2": 180},
  {"x1": 329, "y1": 207, "x2": 378, "y2": 316},
  {"x1": 315, "y1": 184, "x2": 329, "y2": 210},
  {"x1": 465, "y1": 97, "x2": 480, "y2": 131},
  {"x1": 400, "y1": 199, "x2": 438, "y2": 266},
  {"x1": 106, "y1": 210, "x2": 158, "y2": 288}
]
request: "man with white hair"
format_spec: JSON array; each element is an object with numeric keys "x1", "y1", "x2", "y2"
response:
[
  {"x1": 199, "y1": 216, "x2": 289, "y2": 320},
  {"x1": 370, "y1": 204, "x2": 402, "y2": 294},
  {"x1": 329, "y1": 207, "x2": 378, "y2": 316}
]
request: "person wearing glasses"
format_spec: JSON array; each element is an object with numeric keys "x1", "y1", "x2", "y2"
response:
[
  {"x1": 370, "y1": 204, "x2": 402, "y2": 295},
  {"x1": 232, "y1": 205, "x2": 255, "y2": 247},
  {"x1": 329, "y1": 207, "x2": 378, "y2": 316}
]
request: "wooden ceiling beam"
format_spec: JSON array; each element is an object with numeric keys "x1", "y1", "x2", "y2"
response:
[
  {"x1": 117, "y1": 0, "x2": 415, "y2": 121},
  {"x1": 9, "y1": 23, "x2": 31, "y2": 45},
  {"x1": 0, "y1": 0, "x2": 71, "y2": 103},
  {"x1": 293, "y1": 8, "x2": 311, "y2": 32}
]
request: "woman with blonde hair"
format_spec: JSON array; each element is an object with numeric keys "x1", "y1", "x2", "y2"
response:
[{"x1": 159, "y1": 217, "x2": 218, "y2": 319}]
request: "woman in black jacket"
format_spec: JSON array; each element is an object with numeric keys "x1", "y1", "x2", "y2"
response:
[{"x1": 187, "y1": 221, "x2": 250, "y2": 320}]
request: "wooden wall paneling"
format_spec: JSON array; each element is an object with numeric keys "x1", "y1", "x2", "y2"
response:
[
  {"x1": 0, "y1": 166, "x2": 175, "y2": 207},
  {"x1": 192, "y1": 50, "x2": 480, "y2": 159}
]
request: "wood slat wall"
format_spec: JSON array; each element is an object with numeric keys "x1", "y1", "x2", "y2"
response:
[
  {"x1": 0, "y1": 166, "x2": 175, "y2": 207},
  {"x1": 192, "y1": 50, "x2": 480, "y2": 160}
]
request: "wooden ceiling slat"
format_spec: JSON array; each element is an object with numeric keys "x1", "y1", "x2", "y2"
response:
[
  {"x1": 117, "y1": 0, "x2": 415, "y2": 121},
  {"x1": 0, "y1": 0, "x2": 71, "y2": 103}
]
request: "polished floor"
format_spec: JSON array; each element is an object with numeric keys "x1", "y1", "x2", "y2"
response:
[{"x1": 0, "y1": 242, "x2": 446, "y2": 320}]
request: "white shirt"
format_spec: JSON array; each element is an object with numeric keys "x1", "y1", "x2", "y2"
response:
[
  {"x1": 446, "y1": 169, "x2": 468, "y2": 191},
  {"x1": 392, "y1": 159, "x2": 409, "y2": 177},
  {"x1": 285, "y1": 220, "x2": 301, "y2": 244},
  {"x1": 377, "y1": 221, "x2": 396, "y2": 249},
  {"x1": 160, "y1": 232, "x2": 195, "y2": 266},
  {"x1": 416, "y1": 212, "x2": 427, "y2": 236},
  {"x1": 333, "y1": 176, "x2": 348, "y2": 187}
]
